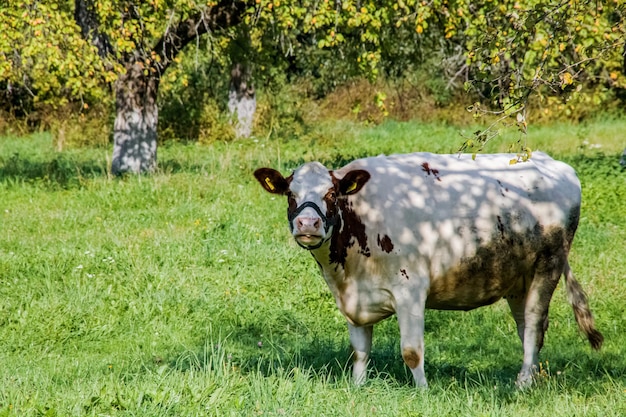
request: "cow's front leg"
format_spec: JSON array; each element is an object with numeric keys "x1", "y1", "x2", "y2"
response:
[
  {"x1": 396, "y1": 306, "x2": 427, "y2": 387},
  {"x1": 348, "y1": 323, "x2": 373, "y2": 385}
]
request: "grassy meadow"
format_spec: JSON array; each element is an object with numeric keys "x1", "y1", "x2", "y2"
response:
[{"x1": 0, "y1": 119, "x2": 625, "y2": 416}]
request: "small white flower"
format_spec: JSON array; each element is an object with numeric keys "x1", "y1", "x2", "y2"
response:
[{"x1": 76, "y1": 265, "x2": 83, "y2": 270}]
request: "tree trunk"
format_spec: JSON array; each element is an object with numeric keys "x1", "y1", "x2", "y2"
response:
[
  {"x1": 73, "y1": 0, "x2": 248, "y2": 174},
  {"x1": 111, "y1": 61, "x2": 159, "y2": 175},
  {"x1": 228, "y1": 62, "x2": 256, "y2": 138}
]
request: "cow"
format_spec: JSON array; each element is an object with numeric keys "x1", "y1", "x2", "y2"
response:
[{"x1": 254, "y1": 152, "x2": 603, "y2": 387}]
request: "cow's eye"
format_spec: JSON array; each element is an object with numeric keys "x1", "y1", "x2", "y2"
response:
[{"x1": 325, "y1": 190, "x2": 337, "y2": 201}]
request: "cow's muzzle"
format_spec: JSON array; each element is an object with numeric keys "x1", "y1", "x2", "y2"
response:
[{"x1": 288, "y1": 201, "x2": 336, "y2": 250}]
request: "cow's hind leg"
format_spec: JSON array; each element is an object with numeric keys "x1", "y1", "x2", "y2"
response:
[
  {"x1": 507, "y1": 291, "x2": 550, "y2": 347},
  {"x1": 515, "y1": 265, "x2": 561, "y2": 388},
  {"x1": 348, "y1": 323, "x2": 373, "y2": 385}
]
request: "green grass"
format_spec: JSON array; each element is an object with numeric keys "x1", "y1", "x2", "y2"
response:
[{"x1": 1, "y1": 120, "x2": 625, "y2": 416}]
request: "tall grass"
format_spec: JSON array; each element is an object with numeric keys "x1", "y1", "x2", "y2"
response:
[{"x1": 1, "y1": 120, "x2": 624, "y2": 416}]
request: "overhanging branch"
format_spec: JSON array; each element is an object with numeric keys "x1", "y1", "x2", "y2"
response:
[
  {"x1": 74, "y1": 0, "x2": 114, "y2": 58},
  {"x1": 153, "y1": 0, "x2": 249, "y2": 73}
]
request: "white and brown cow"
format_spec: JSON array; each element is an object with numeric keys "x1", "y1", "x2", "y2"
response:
[{"x1": 254, "y1": 152, "x2": 603, "y2": 387}]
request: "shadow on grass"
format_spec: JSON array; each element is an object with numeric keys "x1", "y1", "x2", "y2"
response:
[
  {"x1": 169, "y1": 321, "x2": 526, "y2": 389},
  {"x1": 168, "y1": 300, "x2": 620, "y2": 392},
  {"x1": 0, "y1": 151, "x2": 109, "y2": 188}
]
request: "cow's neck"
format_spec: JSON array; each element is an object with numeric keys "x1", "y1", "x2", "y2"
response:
[{"x1": 310, "y1": 241, "x2": 346, "y2": 296}]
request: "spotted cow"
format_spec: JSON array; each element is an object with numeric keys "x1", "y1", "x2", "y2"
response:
[{"x1": 254, "y1": 152, "x2": 603, "y2": 387}]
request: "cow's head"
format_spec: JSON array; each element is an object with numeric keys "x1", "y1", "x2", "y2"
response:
[{"x1": 254, "y1": 162, "x2": 370, "y2": 250}]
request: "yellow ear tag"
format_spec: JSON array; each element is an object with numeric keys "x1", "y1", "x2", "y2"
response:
[
  {"x1": 346, "y1": 181, "x2": 357, "y2": 194},
  {"x1": 264, "y1": 177, "x2": 276, "y2": 191}
]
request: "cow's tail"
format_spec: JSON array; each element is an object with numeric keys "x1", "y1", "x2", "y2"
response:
[{"x1": 563, "y1": 260, "x2": 604, "y2": 350}]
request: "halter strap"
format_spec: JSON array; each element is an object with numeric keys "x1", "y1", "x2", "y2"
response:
[{"x1": 288, "y1": 201, "x2": 338, "y2": 250}]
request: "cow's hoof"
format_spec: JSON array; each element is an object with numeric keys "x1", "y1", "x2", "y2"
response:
[{"x1": 515, "y1": 372, "x2": 535, "y2": 390}]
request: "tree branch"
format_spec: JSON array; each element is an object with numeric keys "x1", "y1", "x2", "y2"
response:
[
  {"x1": 74, "y1": 0, "x2": 114, "y2": 58},
  {"x1": 153, "y1": 0, "x2": 250, "y2": 73}
]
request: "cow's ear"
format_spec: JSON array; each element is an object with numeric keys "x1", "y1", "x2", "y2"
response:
[
  {"x1": 338, "y1": 169, "x2": 370, "y2": 195},
  {"x1": 254, "y1": 168, "x2": 290, "y2": 195}
]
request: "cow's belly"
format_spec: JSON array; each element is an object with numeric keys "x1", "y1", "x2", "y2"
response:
[
  {"x1": 425, "y1": 284, "x2": 507, "y2": 311},
  {"x1": 425, "y1": 244, "x2": 532, "y2": 311}
]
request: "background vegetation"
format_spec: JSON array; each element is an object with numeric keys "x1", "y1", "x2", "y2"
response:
[
  {"x1": 1, "y1": 120, "x2": 624, "y2": 416},
  {"x1": 1, "y1": 1, "x2": 625, "y2": 149}
]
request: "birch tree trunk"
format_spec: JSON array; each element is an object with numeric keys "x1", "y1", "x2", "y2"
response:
[
  {"x1": 74, "y1": 0, "x2": 248, "y2": 175},
  {"x1": 111, "y1": 60, "x2": 159, "y2": 175},
  {"x1": 228, "y1": 62, "x2": 256, "y2": 138}
]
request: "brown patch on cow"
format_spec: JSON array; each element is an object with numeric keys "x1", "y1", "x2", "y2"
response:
[
  {"x1": 322, "y1": 187, "x2": 339, "y2": 221},
  {"x1": 377, "y1": 234, "x2": 394, "y2": 253},
  {"x1": 329, "y1": 198, "x2": 370, "y2": 267},
  {"x1": 400, "y1": 269, "x2": 409, "y2": 280},
  {"x1": 421, "y1": 162, "x2": 442, "y2": 182},
  {"x1": 287, "y1": 193, "x2": 297, "y2": 217},
  {"x1": 402, "y1": 347, "x2": 421, "y2": 369},
  {"x1": 496, "y1": 215, "x2": 505, "y2": 239},
  {"x1": 284, "y1": 174, "x2": 297, "y2": 216},
  {"x1": 496, "y1": 179, "x2": 510, "y2": 196}
]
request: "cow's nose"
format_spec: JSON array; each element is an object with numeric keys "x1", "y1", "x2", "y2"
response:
[{"x1": 296, "y1": 216, "x2": 321, "y2": 231}]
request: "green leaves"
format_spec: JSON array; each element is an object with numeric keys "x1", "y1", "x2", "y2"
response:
[
  {"x1": 1, "y1": 1, "x2": 109, "y2": 108},
  {"x1": 1, "y1": 0, "x2": 624, "y2": 126}
]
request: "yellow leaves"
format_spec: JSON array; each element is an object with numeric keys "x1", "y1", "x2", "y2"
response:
[
  {"x1": 510, "y1": 147, "x2": 532, "y2": 165},
  {"x1": 560, "y1": 72, "x2": 573, "y2": 88}
]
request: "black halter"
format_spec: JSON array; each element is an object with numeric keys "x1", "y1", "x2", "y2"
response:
[{"x1": 287, "y1": 201, "x2": 338, "y2": 249}]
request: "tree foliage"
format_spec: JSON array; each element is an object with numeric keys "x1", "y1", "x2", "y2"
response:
[
  {"x1": 0, "y1": 1, "x2": 109, "y2": 110},
  {"x1": 1, "y1": 0, "x2": 624, "y2": 140}
]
